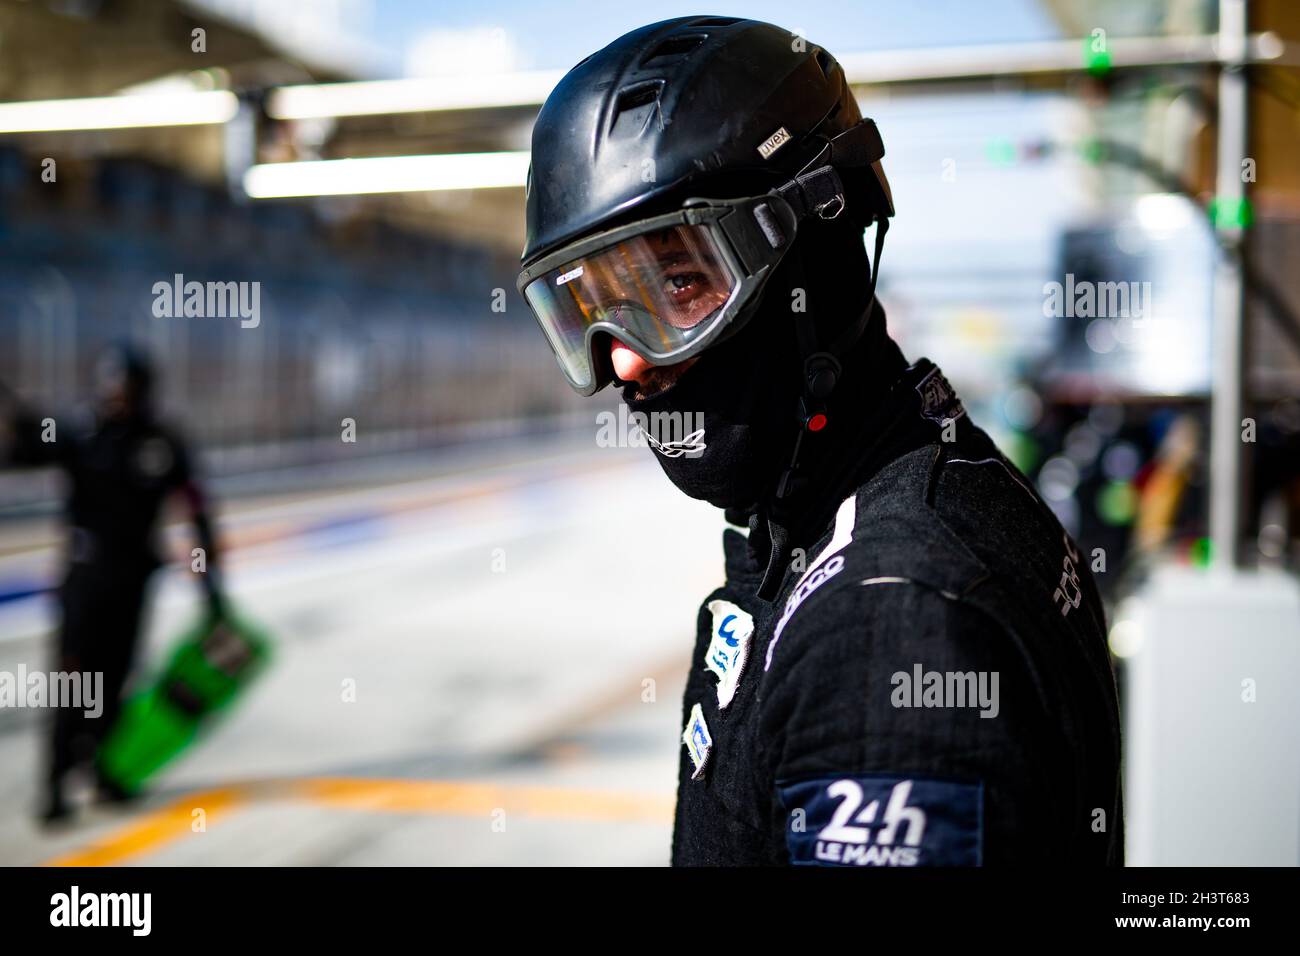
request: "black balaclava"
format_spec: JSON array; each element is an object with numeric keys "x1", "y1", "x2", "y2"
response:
[
  {"x1": 619, "y1": 268, "x2": 802, "y2": 511},
  {"x1": 620, "y1": 210, "x2": 909, "y2": 577}
]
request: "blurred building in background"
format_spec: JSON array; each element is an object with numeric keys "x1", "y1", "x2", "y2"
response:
[
  {"x1": 0, "y1": 0, "x2": 584, "y2": 516},
  {"x1": 3, "y1": 0, "x2": 1297, "y2": 562}
]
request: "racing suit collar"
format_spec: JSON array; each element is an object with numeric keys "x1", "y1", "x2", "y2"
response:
[{"x1": 746, "y1": 352, "x2": 959, "y2": 601}]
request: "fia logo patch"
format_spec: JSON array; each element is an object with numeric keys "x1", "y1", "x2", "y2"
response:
[
  {"x1": 704, "y1": 600, "x2": 753, "y2": 709},
  {"x1": 682, "y1": 702, "x2": 712, "y2": 779},
  {"x1": 915, "y1": 366, "x2": 966, "y2": 426},
  {"x1": 779, "y1": 774, "x2": 982, "y2": 867}
]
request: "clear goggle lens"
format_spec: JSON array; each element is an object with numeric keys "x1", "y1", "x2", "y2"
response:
[{"x1": 521, "y1": 222, "x2": 739, "y2": 390}]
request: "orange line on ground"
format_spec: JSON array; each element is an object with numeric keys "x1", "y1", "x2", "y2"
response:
[
  {"x1": 43, "y1": 786, "x2": 246, "y2": 867},
  {"x1": 42, "y1": 777, "x2": 674, "y2": 866},
  {"x1": 288, "y1": 777, "x2": 675, "y2": 824}
]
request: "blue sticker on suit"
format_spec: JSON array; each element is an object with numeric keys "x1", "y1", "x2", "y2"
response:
[{"x1": 779, "y1": 774, "x2": 982, "y2": 867}]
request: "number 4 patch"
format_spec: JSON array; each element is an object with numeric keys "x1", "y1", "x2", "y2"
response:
[{"x1": 778, "y1": 774, "x2": 983, "y2": 867}]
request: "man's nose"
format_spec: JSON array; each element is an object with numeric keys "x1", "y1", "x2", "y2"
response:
[{"x1": 610, "y1": 338, "x2": 654, "y2": 384}]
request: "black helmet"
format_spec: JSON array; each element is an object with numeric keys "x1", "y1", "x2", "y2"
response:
[
  {"x1": 518, "y1": 16, "x2": 893, "y2": 395},
  {"x1": 522, "y1": 16, "x2": 891, "y2": 265}
]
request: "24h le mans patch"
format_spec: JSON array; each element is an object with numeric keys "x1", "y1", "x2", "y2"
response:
[{"x1": 779, "y1": 774, "x2": 983, "y2": 866}]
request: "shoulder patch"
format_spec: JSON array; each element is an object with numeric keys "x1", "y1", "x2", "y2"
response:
[
  {"x1": 779, "y1": 774, "x2": 983, "y2": 867},
  {"x1": 682, "y1": 703, "x2": 712, "y2": 779},
  {"x1": 704, "y1": 600, "x2": 753, "y2": 709},
  {"x1": 915, "y1": 366, "x2": 966, "y2": 425}
]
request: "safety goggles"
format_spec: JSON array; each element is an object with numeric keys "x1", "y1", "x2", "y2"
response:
[
  {"x1": 518, "y1": 118, "x2": 893, "y2": 395},
  {"x1": 518, "y1": 171, "x2": 851, "y2": 395},
  {"x1": 518, "y1": 198, "x2": 782, "y2": 394}
]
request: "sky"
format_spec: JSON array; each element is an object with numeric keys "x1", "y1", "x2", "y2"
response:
[{"x1": 368, "y1": 0, "x2": 1064, "y2": 76}]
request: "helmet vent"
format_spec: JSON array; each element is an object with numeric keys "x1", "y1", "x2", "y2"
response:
[
  {"x1": 610, "y1": 80, "x2": 665, "y2": 135},
  {"x1": 692, "y1": 16, "x2": 740, "y2": 27},
  {"x1": 815, "y1": 48, "x2": 834, "y2": 78},
  {"x1": 640, "y1": 33, "x2": 706, "y2": 67}
]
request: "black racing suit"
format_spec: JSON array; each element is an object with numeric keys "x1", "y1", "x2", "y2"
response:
[
  {"x1": 3, "y1": 404, "x2": 220, "y2": 799},
  {"x1": 672, "y1": 360, "x2": 1123, "y2": 866}
]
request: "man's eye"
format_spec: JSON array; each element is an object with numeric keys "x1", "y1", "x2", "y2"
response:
[{"x1": 664, "y1": 272, "x2": 706, "y2": 295}]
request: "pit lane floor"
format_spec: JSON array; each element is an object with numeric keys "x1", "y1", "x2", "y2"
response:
[{"x1": 0, "y1": 432, "x2": 723, "y2": 865}]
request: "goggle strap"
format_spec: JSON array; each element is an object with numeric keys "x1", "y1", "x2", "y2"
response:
[
  {"x1": 826, "y1": 119, "x2": 886, "y2": 169},
  {"x1": 773, "y1": 165, "x2": 846, "y2": 223},
  {"x1": 752, "y1": 203, "x2": 788, "y2": 248}
]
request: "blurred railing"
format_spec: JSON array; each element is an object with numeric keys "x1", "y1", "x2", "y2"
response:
[{"x1": 0, "y1": 148, "x2": 585, "y2": 479}]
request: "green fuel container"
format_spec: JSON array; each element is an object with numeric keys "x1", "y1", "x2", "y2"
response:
[{"x1": 97, "y1": 608, "x2": 272, "y2": 794}]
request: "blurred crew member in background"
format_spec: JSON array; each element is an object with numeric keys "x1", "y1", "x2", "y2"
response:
[{"x1": 0, "y1": 344, "x2": 224, "y2": 822}]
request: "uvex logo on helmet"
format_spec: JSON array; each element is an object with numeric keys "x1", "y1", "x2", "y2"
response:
[{"x1": 757, "y1": 126, "x2": 792, "y2": 159}]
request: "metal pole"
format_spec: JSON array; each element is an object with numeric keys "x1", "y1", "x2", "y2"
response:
[
  {"x1": 223, "y1": 97, "x2": 256, "y2": 204},
  {"x1": 1210, "y1": 0, "x2": 1250, "y2": 570}
]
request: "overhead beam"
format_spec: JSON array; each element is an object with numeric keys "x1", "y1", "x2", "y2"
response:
[
  {"x1": 242, "y1": 150, "x2": 531, "y2": 198},
  {"x1": 263, "y1": 32, "x2": 1297, "y2": 121},
  {"x1": 0, "y1": 90, "x2": 239, "y2": 133}
]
